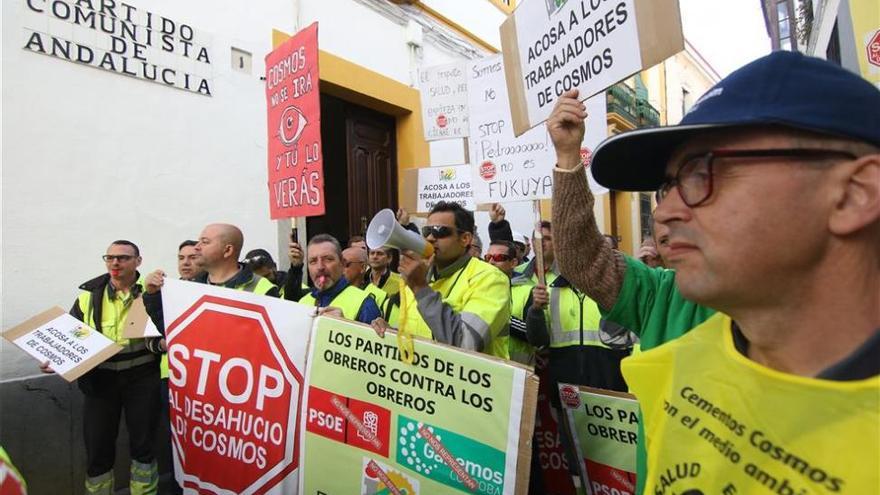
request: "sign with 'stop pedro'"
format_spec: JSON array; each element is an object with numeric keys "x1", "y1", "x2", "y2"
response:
[
  {"x1": 419, "y1": 62, "x2": 470, "y2": 140},
  {"x1": 162, "y1": 278, "x2": 312, "y2": 494},
  {"x1": 468, "y1": 55, "x2": 555, "y2": 204},
  {"x1": 299, "y1": 317, "x2": 538, "y2": 495},
  {"x1": 559, "y1": 385, "x2": 639, "y2": 495},
  {"x1": 2, "y1": 307, "x2": 122, "y2": 382},
  {"x1": 500, "y1": 0, "x2": 683, "y2": 135},
  {"x1": 265, "y1": 22, "x2": 324, "y2": 219}
]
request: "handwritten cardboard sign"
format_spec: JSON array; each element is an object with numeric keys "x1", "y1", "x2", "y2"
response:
[
  {"x1": 3, "y1": 307, "x2": 122, "y2": 381},
  {"x1": 419, "y1": 62, "x2": 470, "y2": 140},
  {"x1": 501, "y1": 0, "x2": 682, "y2": 135}
]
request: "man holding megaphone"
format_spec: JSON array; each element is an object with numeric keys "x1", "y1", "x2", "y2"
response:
[{"x1": 367, "y1": 202, "x2": 510, "y2": 359}]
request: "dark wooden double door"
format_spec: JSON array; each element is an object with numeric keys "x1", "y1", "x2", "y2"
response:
[{"x1": 307, "y1": 94, "x2": 398, "y2": 244}]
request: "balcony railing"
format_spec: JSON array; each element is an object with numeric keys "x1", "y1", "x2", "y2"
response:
[
  {"x1": 637, "y1": 99, "x2": 660, "y2": 127},
  {"x1": 607, "y1": 84, "x2": 638, "y2": 126}
]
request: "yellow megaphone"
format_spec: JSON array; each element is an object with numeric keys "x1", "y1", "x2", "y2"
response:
[{"x1": 366, "y1": 209, "x2": 434, "y2": 258}]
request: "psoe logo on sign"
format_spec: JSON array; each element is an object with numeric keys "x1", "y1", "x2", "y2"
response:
[
  {"x1": 437, "y1": 114, "x2": 448, "y2": 128},
  {"x1": 479, "y1": 161, "x2": 497, "y2": 181},
  {"x1": 166, "y1": 296, "x2": 304, "y2": 494},
  {"x1": 559, "y1": 385, "x2": 581, "y2": 409}
]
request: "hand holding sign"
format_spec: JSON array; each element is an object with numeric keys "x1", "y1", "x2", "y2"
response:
[{"x1": 547, "y1": 89, "x2": 588, "y2": 170}]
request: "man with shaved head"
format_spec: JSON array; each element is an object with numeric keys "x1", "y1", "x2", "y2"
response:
[{"x1": 142, "y1": 225, "x2": 279, "y2": 362}]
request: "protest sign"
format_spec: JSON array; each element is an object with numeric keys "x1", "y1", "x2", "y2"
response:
[
  {"x1": 533, "y1": 360, "x2": 578, "y2": 494},
  {"x1": 419, "y1": 62, "x2": 470, "y2": 140},
  {"x1": 122, "y1": 297, "x2": 161, "y2": 339},
  {"x1": 265, "y1": 22, "x2": 324, "y2": 219},
  {"x1": 500, "y1": 0, "x2": 683, "y2": 135},
  {"x1": 468, "y1": 55, "x2": 556, "y2": 204},
  {"x1": 162, "y1": 278, "x2": 312, "y2": 494},
  {"x1": 2, "y1": 307, "x2": 122, "y2": 381},
  {"x1": 558, "y1": 384, "x2": 638, "y2": 495},
  {"x1": 299, "y1": 317, "x2": 538, "y2": 495},
  {"x1": 400, "y1": 165, "x2": 475, "y2": 213}
]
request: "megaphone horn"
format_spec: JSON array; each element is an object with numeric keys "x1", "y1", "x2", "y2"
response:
[{"x1": 366, "y1": 209, "x2": 434, "y2": 258}]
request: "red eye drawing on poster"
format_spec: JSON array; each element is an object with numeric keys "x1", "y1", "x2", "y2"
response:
[{"x1": 265, "y1": 22, "x2": 324, "y2": 219}]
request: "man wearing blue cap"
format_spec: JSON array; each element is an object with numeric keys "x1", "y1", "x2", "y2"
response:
[{"x1": 550, "y1": 51, "x2": 878, "y2": 493}]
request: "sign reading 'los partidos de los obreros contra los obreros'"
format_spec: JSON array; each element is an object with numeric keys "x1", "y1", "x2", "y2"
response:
[{"x1": 501, "y1": 0, "x2": 684, "y2": 135}]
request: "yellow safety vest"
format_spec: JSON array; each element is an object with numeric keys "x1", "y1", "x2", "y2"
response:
[
  {"x1": 371, "y1": 270, "x2": 401, "y2": 297},
  {"x1": 623, "y1": 313, "x2": 879, "y2": 494},
  {"x1": 363, "y1": 283, "x2": 387, "y2": 309},
  {"x1": 399, "y1": 257, "x2": 510, "y2": 359},
  {"x1": 300, "y1": 284, "x2": 374, "y2": 321},
  {"x1": 547, "y1": 284, "x2": 605, "y2": 349},
  {"x1": 78, "y1": 278, "x2": 155, "y2": 371}
]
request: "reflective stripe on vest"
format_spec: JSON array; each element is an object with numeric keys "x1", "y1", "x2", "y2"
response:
[
  {"x1": 548, "y1": 286, "x2": 604, "y2": 348},
  {"x1": 300, "y1": 285, "x2": 371, "y2": 321}
]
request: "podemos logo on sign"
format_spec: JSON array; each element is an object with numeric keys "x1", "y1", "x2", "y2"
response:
[{"x1": 396, "y1": 416, "x2": 505, "y2": 495}]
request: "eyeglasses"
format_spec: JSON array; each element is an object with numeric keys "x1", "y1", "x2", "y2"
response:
[
  {"x1": 657, "y1": 148, "x2": 858, "y2": 207},
  {"x1": 421, "y1": 225, "x2": 465, "y2": 239},
  {"x1": 484, "y1": 253, "x2": 512, "y2": 263},
  {"x1": 343, "y1": 260, "x2": 365, "y2": 268},
  {"x1": 103, "y1": 255, "x2": 135, "y2": 262}
]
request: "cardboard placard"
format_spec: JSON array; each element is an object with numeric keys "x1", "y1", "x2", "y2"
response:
[
  {"x1": 501, "y1": 0, "x2": 683, "y2": 135},
  {"x1": 468, "y1": 55, "x2": 556, "y2": 204},
  {"x1": 2, "y1": 307, "x2": 122, "y2": 382},
  {"x1": 299, "y1": 317, "x2": 539, "y2": 495},
  {"x1": 558, "y1": 384, "x2": 639, "y2": 494},
  {"x1": 122, "y1": 297, "x2": 161, "y2": 339},
  {"x1": 400, "y1": 165, "x2": 475, "y2": 214},
  {"x1": 265, "y1": 22, "x2": 325, "y2": 219},
  {"x1": 419, "y1": 62, "x2": 470, "y2": 140}
]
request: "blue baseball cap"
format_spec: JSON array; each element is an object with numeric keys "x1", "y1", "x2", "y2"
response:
[{"x1": 591, "y1": 51, "x2": 880, "y2": 191}]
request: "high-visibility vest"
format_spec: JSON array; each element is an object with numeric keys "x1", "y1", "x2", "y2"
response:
[
  {"x1": 508, "y1": 281, "x2": 537, "y2": 365},
  {"x1": 399, "y1": 257, "x2": 510, "y2": 359},
  {"x1": 370, "y1": 270, "x2": 401, "y2": 296},
  {"x1": 624, "y1": 313, "x2": 879, "y2": 493},
  {"x1": 300, "y1": 284, "x2": 374, "y2": 321},
  {"x1": 547, "y1": 280, "x2": 605, "y2": 349},
  {"x1": 78, "y1": 278, "x2": 156, "y2": 371},
  {"x1": 363, "y1": 283, "x2": 387, "y2": 309}
]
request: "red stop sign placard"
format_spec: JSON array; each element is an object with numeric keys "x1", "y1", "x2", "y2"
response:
[
  {"x1": 166, "y1": 295, "x2": 303, "y2": 494},
  {"x1": 868, "y1": 30, "x2": 880, "y2": 67}
]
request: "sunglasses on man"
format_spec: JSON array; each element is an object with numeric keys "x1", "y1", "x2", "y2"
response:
[
  {"x1": 421, "y1": 225, "x2": 466, "y2": 239},
  {"x1": 484, "y1": 253, "x2": 512, "y2": 263}
]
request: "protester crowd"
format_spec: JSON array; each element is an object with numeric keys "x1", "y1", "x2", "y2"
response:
[{"x1": 25, "y1": 51, "x2": 878, "y2": 495}]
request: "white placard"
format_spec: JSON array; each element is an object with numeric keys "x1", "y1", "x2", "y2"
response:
[
  {"x1": 5, "y1": 309, "x2": 122, "y2": 381},
  {"x1": 468, "y1": 55, "x2": 556, "y2": 204},
  {"x1": 416, "y1": 165, "x2": 475, "y2": 212},
  {"x1": 509, "y1": 0, "x2": 642, "y2": 130},
  {"x1": 419, "y1": 62, "x2": 469, "y2": 140}
]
